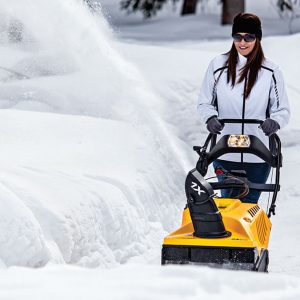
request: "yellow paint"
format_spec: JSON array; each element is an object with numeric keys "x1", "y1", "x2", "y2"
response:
[{"x1": 163, "y1": 198, "x2": 272, "y2": 254}]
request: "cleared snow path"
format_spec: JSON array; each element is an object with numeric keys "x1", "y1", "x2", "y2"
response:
[{"x1": 1, "y1": 265, "x2": 300, "y2": 300}]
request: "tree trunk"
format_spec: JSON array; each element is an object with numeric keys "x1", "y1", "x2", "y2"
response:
[
  {"x1": 221, "y1": 0, "x2": 245, "y2": 25},
  {"x1": 181, "y1": 0, "x2": 198, "y2": 16}
]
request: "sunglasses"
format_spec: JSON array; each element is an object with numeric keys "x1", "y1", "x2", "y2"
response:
[{"x1": 232, "y1": 33, "x2": 256, "y2": 42}]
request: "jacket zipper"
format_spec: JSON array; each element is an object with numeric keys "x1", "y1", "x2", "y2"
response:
[
  {"x1": 242, "y1": 76, "x2": 248, "y2": 133},
  {"x1": 241, "y1": 75, "x2": 248, "y2": 163}
]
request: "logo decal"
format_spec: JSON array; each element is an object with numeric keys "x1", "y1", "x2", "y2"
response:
[{"x1": 191, "y1": 182, "x2": 206, "y2": 196}]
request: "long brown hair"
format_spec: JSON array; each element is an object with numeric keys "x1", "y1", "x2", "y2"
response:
[{"x1": 226, "y1": 16, "x2": 265, "y2": 98}]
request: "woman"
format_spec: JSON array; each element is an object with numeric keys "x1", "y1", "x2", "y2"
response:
[{"x1": 197, "y1": 13, "x2": 290, "y2": 203}]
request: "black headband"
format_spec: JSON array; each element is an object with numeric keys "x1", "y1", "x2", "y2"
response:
[{"x1": 232, "y1": 14, "x2": 262, "y2": 40}]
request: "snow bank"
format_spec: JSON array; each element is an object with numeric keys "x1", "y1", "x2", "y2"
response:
[
  {"x1": 0, "y1": 0, "x2": 189, "y2": 267},
  {"x1": 0, "y1": 109, "x2": 187, "y2": 267}
]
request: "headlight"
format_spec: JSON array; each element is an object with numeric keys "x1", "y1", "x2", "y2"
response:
[{"x1": 227, "y1": 135, "x2": 251, "y2": 148}]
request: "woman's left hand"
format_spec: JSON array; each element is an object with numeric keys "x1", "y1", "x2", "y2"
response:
[{"x1": 261, "y1": 118, "x2": 280, "y2": 136}]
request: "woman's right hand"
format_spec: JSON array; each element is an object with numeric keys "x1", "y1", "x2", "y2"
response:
[{"x1": 206, "y1": 116, "x2": 224, "y2": 134}]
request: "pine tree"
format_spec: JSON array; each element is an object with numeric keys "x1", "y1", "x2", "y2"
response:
[{"x1": 120, "y1": 0, "x2": 178, "y2": 18}]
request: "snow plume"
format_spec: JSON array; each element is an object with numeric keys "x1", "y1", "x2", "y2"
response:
[
  {"x1": 0, "y1": 0, "x2": 187, "y2": 268},
  {"x1": 0, "y1": 0, "x2": 154, "y2": 119}
]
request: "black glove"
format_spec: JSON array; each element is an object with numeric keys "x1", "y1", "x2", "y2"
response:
[
  {"x1": 206, "y1": 116, "x2": 223, "y2": 134},
  {"x1": 261, "y1": 118, "x2": 280, "y2": 136}
]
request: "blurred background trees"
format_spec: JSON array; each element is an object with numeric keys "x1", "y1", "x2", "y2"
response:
[
  {"x1": 81, "y1": 0, "x2": 300, "y2": 32},
  {"x1": 221, "y1": 0, "x2": 245, "y2": 24},
  {"x1": 120, "y1": 0, "x2": 178, "y2": 18},
  {"x1": 181, "y1": 0, "x2": 198, "y2": 15},
  {"x1": 118, "y1": 0, "x2": 300, "y2": 28},
  {"x1": 119, "y1": 0, "x2": 246, "y2": 23}
]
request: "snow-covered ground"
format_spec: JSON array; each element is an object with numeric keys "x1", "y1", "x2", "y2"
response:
[
  {"x1": 0, "y1": 0, "x2": 300, "y2": 298},
  {"x1": 2, "y1": 264, "x2": 300, "y2": 300}
]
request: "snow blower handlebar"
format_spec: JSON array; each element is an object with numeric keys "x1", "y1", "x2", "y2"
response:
[
  {"x1": 219, "y1": 118, "x2": 264, "y2": 125},
  {"x1": 193, "y1": 118, "x2": 282, "y2": 218},
  {"x1": 194, "y1": 119, "x2": 264, "y2": 155}
]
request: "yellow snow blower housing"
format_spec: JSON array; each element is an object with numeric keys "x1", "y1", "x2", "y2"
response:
[{"x1": 162, "y1": 119, "x2": 282, "y2": 272}]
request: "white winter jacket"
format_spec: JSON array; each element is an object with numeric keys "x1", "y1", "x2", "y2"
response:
[{"x1": 197, "y1": 53, "x2": 290, "y2": 163}]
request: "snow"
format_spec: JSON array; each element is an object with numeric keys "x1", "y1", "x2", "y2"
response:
[
  {"x1": 0, "y1": 109, "x2": 186, "y2": 267},
  {"x1": 2, "y1": 264, "x2": 300, "y2": 300},
  {"x1": 0, "y1": 0, "x2": 300, "y2": 298}
]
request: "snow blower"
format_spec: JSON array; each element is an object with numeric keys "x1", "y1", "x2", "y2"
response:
[{"x1": 161, "y1": 119, "x2": 282, "y2": 272}]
